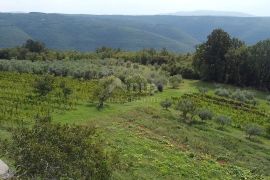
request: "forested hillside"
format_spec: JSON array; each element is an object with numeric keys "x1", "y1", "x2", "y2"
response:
[{"x1": 1, "y1": 13, "x2": 270, "y2": 52}]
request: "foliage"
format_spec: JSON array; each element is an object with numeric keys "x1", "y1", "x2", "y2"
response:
[
  {"x1": 197, "y1": 109, "x2": 214, "y2": 121},
  {"x1": 193, "y1": 29, "x2": 235, "y2": 82},
  {"x1": 12, "y1": 115, "x2": 112, "y2": 179},
  {"x1": 169, "y1": 75, "x2": 183, "y2": 89},
  {"x1": 94, "y1": 76, "x2": 123, "y2": 110},
  {"x1": 175, "y1": 98, "x2": 197, "y2": 123},
  {"x1": 160, "y1": 99, "x2": 172, "y2": 110},
  {"x1": 198, "y1": 87, "x2": 209, "y2": 95},
  {"x1": 267, "y1": 96, "x2": 270, "y2": 104},
  {"x1": 216, "y1": 115, "x2": 231, "y2": 129},
  {"x1": 245, "y1": 124, "x2": 263, "y2": 139},
  {"x1": 194, "y1": 29, "x2": 270, "y2": 90},
  {"x1": 33, "y1": 75, "x2": 54, "y2": 96},
  {"x1": 215, "y1": 88, "x2": 231, "y2": 98}
]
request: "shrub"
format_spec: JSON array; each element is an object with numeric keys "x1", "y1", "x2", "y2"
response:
[
  {"x1": 169, "y1": 75, "x2": 183, "y2": 89},
  {"x1": 157, "y1": 84, "x2": 163, "y2": 92},
  {"x1": 175, "y1": 98, "x2": 197, "y2": 123},
  {"x1": 33, "y1": 75, "x2": 54, "y2": 96},
  {"x1": 215, "y1": 88, "x2": 230, "y2": 98},
  {"x1": 267, "y1": 96, "x2": 270, "y2": 104},
  {"x1": 245, "y1": 124, "x2": 263, "y2": 140},
  {"x1": 160, "y1": 99, "x2": 172, "y2": 110},
  {"x1": 197, "y1": 109, "x2": 214, "y2": 121},
  {"x1": 231, "y1": 89, "x2": 255, "y2": 104},
  {"x1": 198, "y1": 87, "x2": 208, "y2": 95},
  {"x1": 12, "y1": 115, "x2": 113, "y2": 179},
  {"x1": 216, "y1": 115, "x2": 231, "y2": 129}
]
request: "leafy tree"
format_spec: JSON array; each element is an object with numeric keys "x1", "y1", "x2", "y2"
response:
[
  {"x1": 125, "y1": 74, "x2": 147, "y2": 92},
  {"x1": 12, "y1": 115, "x2": 112, "y2": 179},
  {"x1": 169, "y1": 75, "x2": 182, "y2": 89},
  {"x1": 33, "y1": 75, "x2": 54, "y2": 96},
  {"x1": 23, "y1": 39, "x2": 46, "y2": 53},
  {"x1": 94, "y1": 76, "x2": 122, "y2": 110},
  {"x1": 193, "y1": 29, "x2": 233, "y2": 82},
  {"x1": 160, "y1": 99, "x2": 172, "y2": 110},
  {"x1": 175, "y1": 98, "x2": 197, "y2": 123},
  {"x1": 245, "y1": 124, "x2": 263, "y2": 140}
]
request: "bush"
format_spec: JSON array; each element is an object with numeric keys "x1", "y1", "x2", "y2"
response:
[
  {"x1": 33, "y1": 75, "x2": 54, "y2": 96},
  {"x1": 169, "y1": 75, "x2": 183, "y2": 89},
  {"x1": 198, "y1": 87, "x2": 208, "y2": 95},
  {"x1": 160, "y1": 99, "x2": 172, "y2": 110},
  {"x1": 231, "y1": 89, "x2": 255, "y2": 104},
  {"x1": 245, "y1": 124, "x2": 263, "y2": 140},
  {"x1": 215, "y1": 88, "x2": 230, "y2": 98},
  {"x1": 267, "y1": 96, "x2": 270, "y2": 104},
  {"x1": 197, "y1": 109, "x2": 214, "y2": 121},
  {"x1": 216, "y1": 115, "x2": 231, "y2": 129},
  {"x1": 157, "y1": 84, "x2": 163, "y2": 92},
  {"x1": 176, "y1": 98, "x2": 197, "y2": 123},
  {"x1": 12, "y1": 115, "x2": 113, "y2": 179}
]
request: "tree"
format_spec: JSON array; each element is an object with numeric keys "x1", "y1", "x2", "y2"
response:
[
  {"x1": 169, "y1": 75, "x2": 182, "y2": 89},
  {"x1": 245, "y1": 124, "x2": 263, "y2": 140},
  {"x1": 12, "y1": 115, "x2": 112, "y2": 179},
  {"x1": 23, "y1": 39, "x2": 46, "y2": 53},
  {"x1": 216, "y1": 115, "x2": 231, "y2": 130},
  {"x1": 193, "y1": 29, "x2": 233, "y2": 82},
  {"x1": 197, "y1": 109, "x2": 213, "y2": 121},
  {"x1": 160, "y1": 99, "x2": 172, "y2": 110},
  {"x1": 94, "y1": 76, "x2": 122, "y2": 110},
  {"x1": 33, "y1": 75, "x2": 54, "y2": 96},
  {"x1": 175, "y1": 98, "x2": 197, "y2": 123}
]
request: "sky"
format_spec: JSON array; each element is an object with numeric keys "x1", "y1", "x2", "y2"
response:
[{"x1": 0, "y1": 0, "x2": 269, "y2": 16}]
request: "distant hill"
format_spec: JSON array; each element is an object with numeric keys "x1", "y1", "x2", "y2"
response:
[
  {"x1": 0, "y1": 13, "x2": 270, "y2": 52},
  {"x1": 165, "y1": 10, "x2": 254, "y2": 17}
]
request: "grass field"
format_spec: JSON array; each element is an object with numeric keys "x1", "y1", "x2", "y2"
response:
[
  {"x1": 52, "y1": 80, "x2": 270, "y2": 179},
  {"x1": 1, "y1": 74, "x2": 270, "y2": 179}
]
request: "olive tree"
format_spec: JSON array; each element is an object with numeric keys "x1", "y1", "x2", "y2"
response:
[
  {"x1": 94, "y1": 76, "x2": 122, "y2": 110},
  {"x1": 175, "y1": 98, "x2": 197, "y2": 123},
  {"x1": 169, "y1": 75, "x2": 183, "y2": 89},
  {"x1": 245, "y1": 124, "x2": 263, "y2": 140}
]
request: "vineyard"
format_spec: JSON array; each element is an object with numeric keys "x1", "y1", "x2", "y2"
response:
[
  {"x1": 179, "y1": 93, "x2": 270, "y2": 127},
  {"x1": 0, "y1": 72, "x2": 95, "y2": 128},
  {"x1": 0, "y1": 71, "x2": 151, "y2": 130}
]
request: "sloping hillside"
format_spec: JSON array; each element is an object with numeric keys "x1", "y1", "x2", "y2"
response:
[{"x1": 1, "y1": 13, "x2": 270, "y2": 52}]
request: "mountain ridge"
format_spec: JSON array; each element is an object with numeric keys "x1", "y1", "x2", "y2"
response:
[{"x1": 1, "y1": 13, "x2": 270, "y2": 52}]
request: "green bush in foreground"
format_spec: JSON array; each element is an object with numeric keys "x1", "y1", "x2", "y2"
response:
[{"x1": 12, "y1": 115, "x2": 112, "y2": 179}]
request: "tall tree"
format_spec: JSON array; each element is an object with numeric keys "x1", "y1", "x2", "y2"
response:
[{"x1": 194, "y1": 29, "x2": 232, "y2": 82}]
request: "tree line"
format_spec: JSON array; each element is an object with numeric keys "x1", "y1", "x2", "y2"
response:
[
  {"x1": 193, "y1": 29, "x2": 270, "y2": 90},
  {"x1": 1, "y1": 30, "x2": 270, "y2": 90}
]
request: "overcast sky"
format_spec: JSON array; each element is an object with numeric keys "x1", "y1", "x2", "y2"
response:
[{"x1": 0, "y1": 0, "x2": 269, "y2": 16}]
